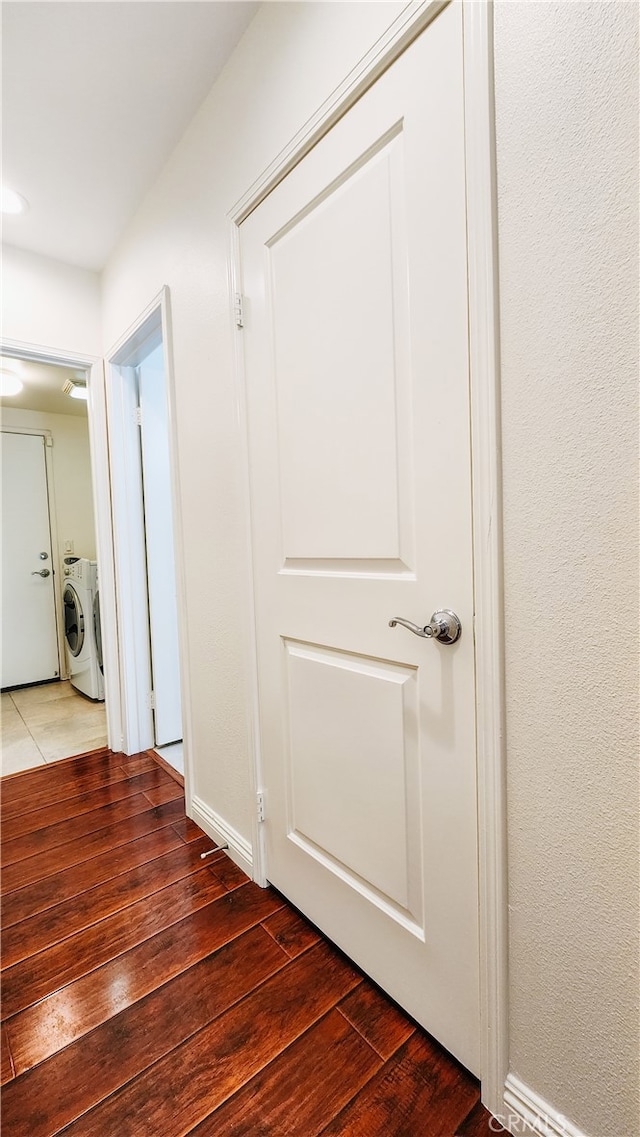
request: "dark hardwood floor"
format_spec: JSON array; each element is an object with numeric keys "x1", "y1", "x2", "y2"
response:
[{"x1": 0, "y1": 748, "x2": 504, "y2": 1136}]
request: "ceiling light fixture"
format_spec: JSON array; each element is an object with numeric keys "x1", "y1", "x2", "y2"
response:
[
  {"x1": 1, "y1": 186, "x2": 29, "y2": 215},
  {"x1": 62, "y1": 378, "x2": 88, "y2": 401},
  {"x1": 0, "y1": 368, "x2": 24, "y2": 396}
]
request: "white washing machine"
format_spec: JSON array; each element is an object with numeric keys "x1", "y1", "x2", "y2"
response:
[{"x1": 62, "y1": 557, "x2": 105, "y2": 700}]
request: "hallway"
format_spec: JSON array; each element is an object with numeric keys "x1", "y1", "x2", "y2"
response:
[
  {"x1": 1, "y1": 681, "x2": 107, "y2": 776},
  {"x1": 0, "y1": 748, "x2": 501, "y2": 1136}
]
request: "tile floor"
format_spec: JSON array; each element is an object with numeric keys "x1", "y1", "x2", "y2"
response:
[{"x1": 1, "y1": 680, "x2": 107, "y2": 777}]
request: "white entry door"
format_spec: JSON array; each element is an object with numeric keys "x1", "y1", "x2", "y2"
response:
[
  {"x1": 1, "y1": 432, "x2": 59, "y2": 688},
  {"x1": 241, "y1": 2, "x2": 479, "y2": 1073}
]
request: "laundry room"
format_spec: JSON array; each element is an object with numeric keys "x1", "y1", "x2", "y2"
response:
[{"x1": 0, "y1": 356, "x2": 107, "y2": 774}]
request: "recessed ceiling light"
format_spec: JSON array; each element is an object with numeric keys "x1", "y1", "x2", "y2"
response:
[
  {"x1": 1, "y1": 187, "x2": 29, "y2": 215},
  {"x1": 0, "y1": 368, "x2": 24, "y2": 396}
]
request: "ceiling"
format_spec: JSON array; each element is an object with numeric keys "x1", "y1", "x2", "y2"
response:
[
  {"x1": 0, "y1": 357, "x2": 90, "y2": 418},
  {"x1": 1, "y1": 1, "x2": 259, "y2": 271}
]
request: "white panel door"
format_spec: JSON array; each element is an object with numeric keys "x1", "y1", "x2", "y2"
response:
[
  {"x1": 241, "y1": 2, "x2": 479, "y2": 1073},
  {"x1": 1, "y1": 432, "x2": 59, "y2": 688},
  {"x1": 137, "y1": 344, "x2": 182, "y2": 746}
]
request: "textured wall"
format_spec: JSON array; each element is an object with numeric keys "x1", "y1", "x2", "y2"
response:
[{"x1": 494, "y1": 3, "x2": 639, "y2": 1134}]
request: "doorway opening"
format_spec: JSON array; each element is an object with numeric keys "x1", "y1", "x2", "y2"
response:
[
  {"x1": 105, "y1": 291, "x2": 185, "y2": 779},
  {"x1": 1, "y1": 353, "x2": 107, "y2": 774}
]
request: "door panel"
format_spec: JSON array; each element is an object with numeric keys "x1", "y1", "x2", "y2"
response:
[
  {"x1": 284, "y1": 640, "x2": 422, "y2": 923},
  {"x1": 241, "y1": 0, "x2": 479, "y2": 1073},
  {"x1": 1, "y1": 432, "x2": 59, "y2": 688},
  {"x1": 270, "y1": 125, "x2": 412, "y2": 566}
]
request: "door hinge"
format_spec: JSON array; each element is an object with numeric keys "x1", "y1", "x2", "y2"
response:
[
  {"x1": 234, "y1": 293, "x2": 244, "y2": 330},
  {"x1": 256, "y1": 791, "x2": 265, "y2": 823},
  {"x1": 135, "y1": 406, "x2": 142, "y2": 426},
  {"x1": 149, "y1": 691, "x2": 156, "y2": 710}
]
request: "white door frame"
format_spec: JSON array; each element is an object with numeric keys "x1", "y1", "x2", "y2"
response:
[
  {"x1": 227, "y1": 0, "x2": 508, "y2": 1116},
  {"x1": 104, "y1": 289, "x2": 193, "y2": 788},
  {"x1": 0, "y1": 338, "x2": 122, "y2": 751}
]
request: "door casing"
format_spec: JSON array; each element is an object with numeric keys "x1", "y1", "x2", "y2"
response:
[
  {"x1": 103, "y1": 288, "x2": 191, "y2": 778},
  {"x1": 228, "y1": 0, "x2": 508, "y2": 1117},
  {"x1": 0, "y1": 341, "x2": 121, "y2": 749},
  {"x1": 2, "y1": 290, "x2": 192, "y2": 790}
]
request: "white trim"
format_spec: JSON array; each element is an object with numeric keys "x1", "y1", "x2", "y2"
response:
[
  {"x1": 227, "y1": 0, "x2": 507, "y2": 1101},
  {"x1": 502, "y1": 1076, "x2": 587, "y2": 1137},
  {"x1": 1, "y1": 339, "x2": 98, "y2": 369},
  {"x1": 0, "y1": 337, "x2": 122, "y2": 752},
  {"x1": 230, "y1": 0, "x2": 448, "y2": 225},
  {"x1": 463, "y1": 0, "x2": 510, "y2": 1117},
  {"x1": 106, "y1": 290, "x2": 163, "y2": 364},
  {"x1": 86, "y1": 360, "x2": 123, "y2": 750},
  {"x1": 40, "y1": 435, "x2": 61, "y2": 669},
  {"x1": 190, "y1": 794, "x2": 253, "y2": 879},
  {"x1": 157, "y1": 290, "x2": 196, "y2": 823},
  {"x1": 228, "y1": 220, "x2": 267, "y2": 887},
  {"x1": 0, "y1": 425, "x2": 54, "y2": 439},
  {"x1": 104, "y1": 360, "x2": 154, "y2": 753}
]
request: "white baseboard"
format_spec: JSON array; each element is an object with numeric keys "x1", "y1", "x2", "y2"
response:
[
  {"x1": 190, "y1": 795, "x2": 253, "y2": 880},
  {"x1": 501, "y1": 1075, "x2": 587, "y2": 1137}
]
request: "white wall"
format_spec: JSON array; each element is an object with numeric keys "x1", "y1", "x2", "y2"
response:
[
  {"x1": 77, "y1": 3, "x2": 640, "y2": 1135},
  {"x1": 494, "y1": 3, "x2": 638, "y2": 1135},
  {"x1": 1, "y1": 245, "x2": 101, "y2": 357}
]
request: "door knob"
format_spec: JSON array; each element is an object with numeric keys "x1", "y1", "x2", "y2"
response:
[
  {"x1": 389, "y1": 610, "x2": 461, "y2": 645},
  {"x1": 39, "y1": 552, "x2": 49, "y2": 560},
  {"x1": 31, "y1": 569, "x2": 51, "y2": 578}
]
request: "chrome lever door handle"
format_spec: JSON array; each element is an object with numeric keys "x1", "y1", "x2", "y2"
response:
[
  {"x1": 389, "y1": 610, "x2": 462, "y2": 645},
  {"x1": 31, "y1": 569, "x2": 51, "y2": 577},
  {"x1": 388, "y1": 617, "x2": 432, "y2": 639}
]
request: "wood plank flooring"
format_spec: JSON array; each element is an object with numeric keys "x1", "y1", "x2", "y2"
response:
[{"x1": 0, "y1": 748, "x2": 504, "y2": 1136}]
